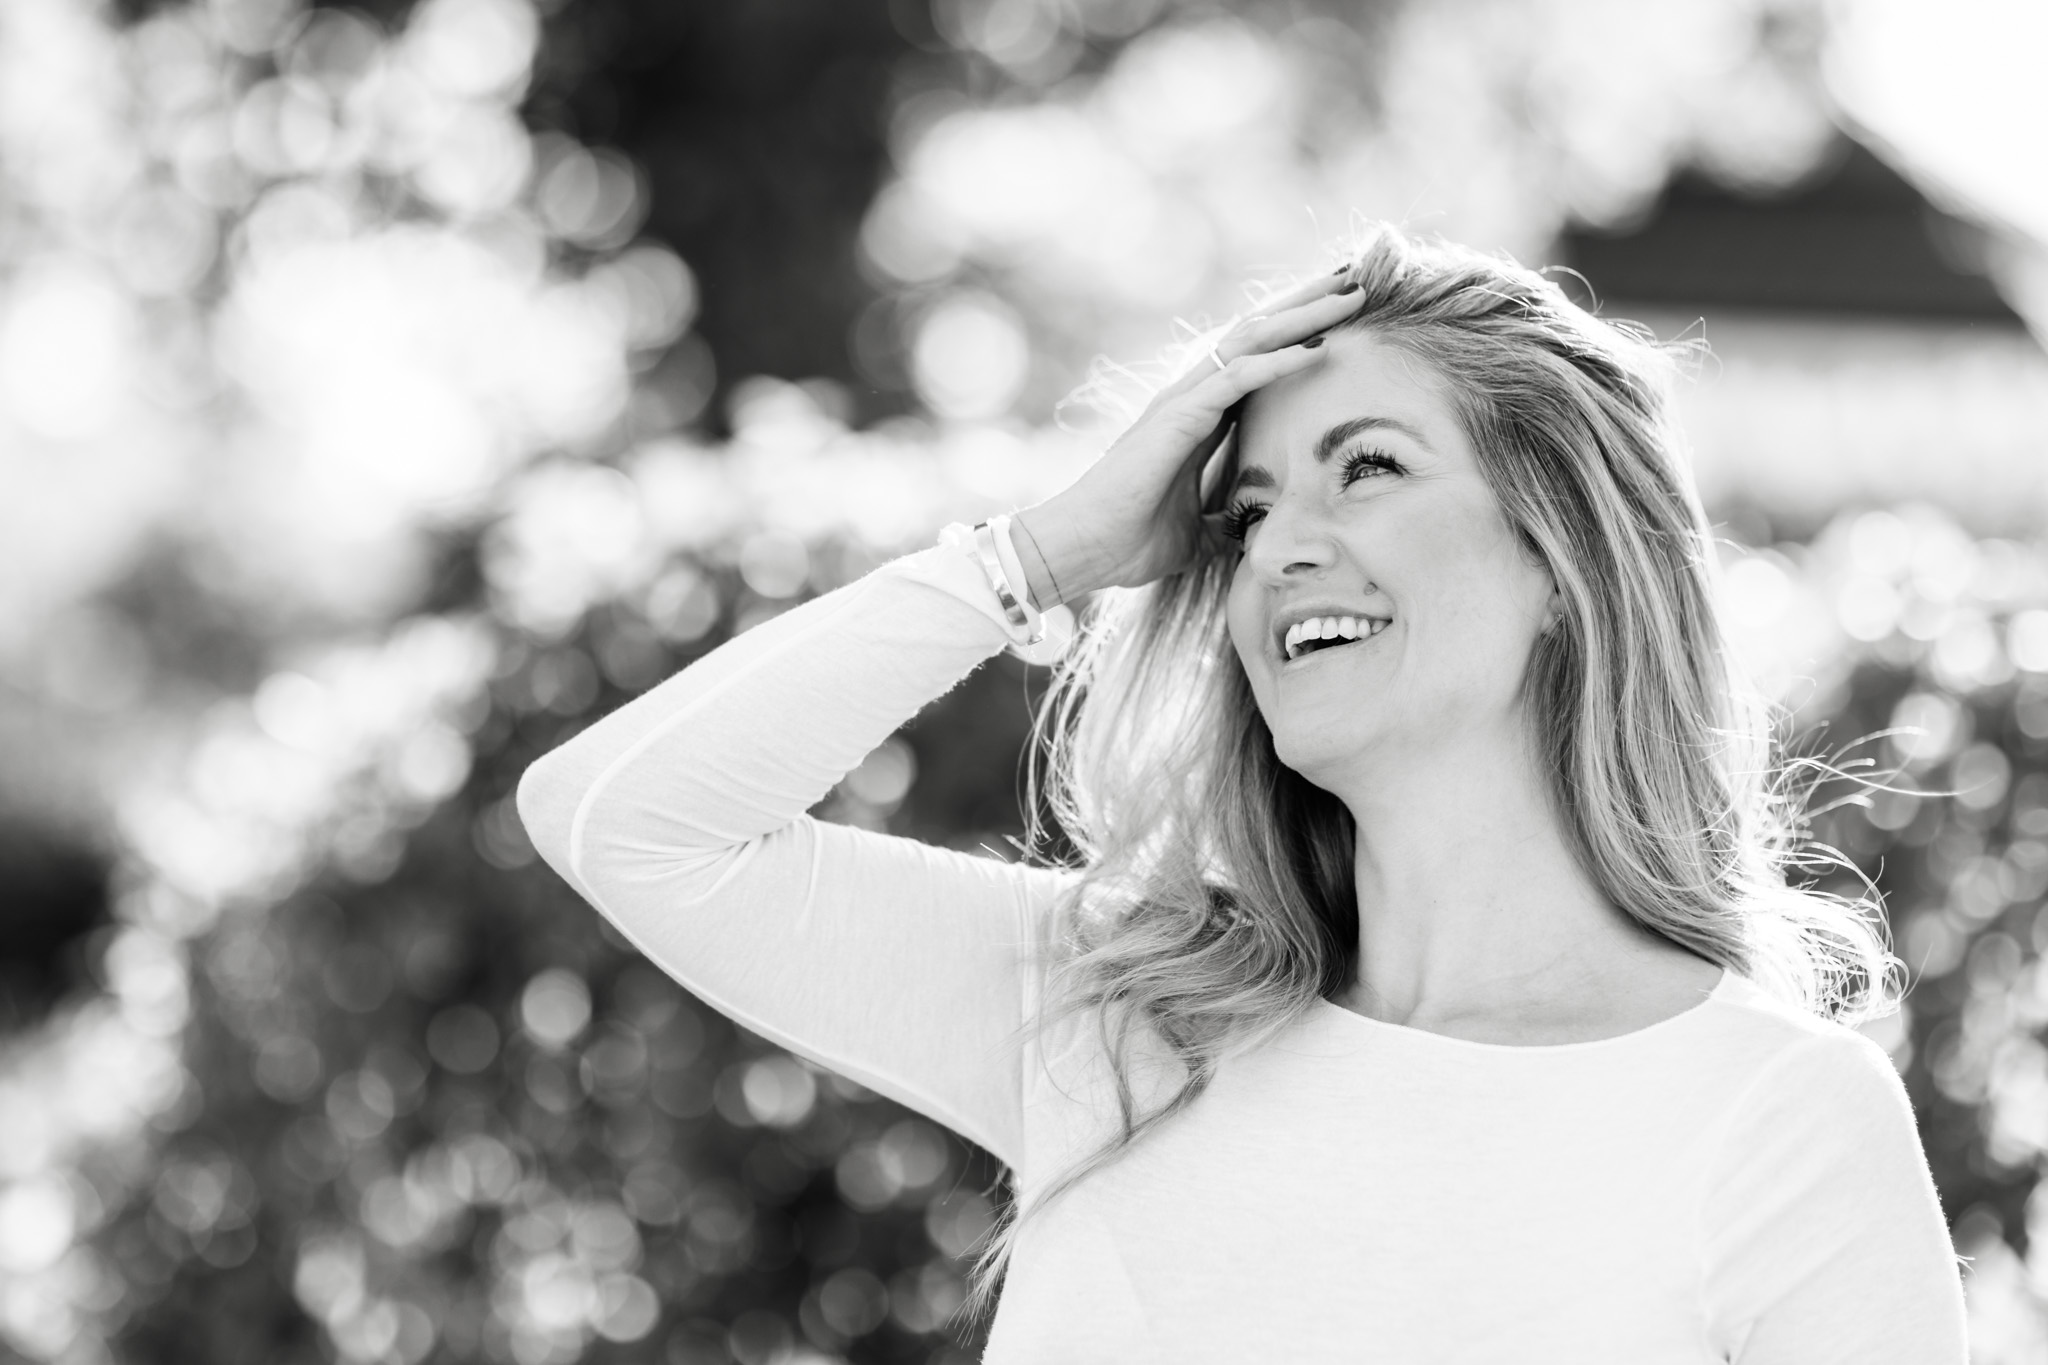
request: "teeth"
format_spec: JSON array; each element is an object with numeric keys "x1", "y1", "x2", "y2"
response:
[{"x1": 1282, "y1": 615, "x2": 1389, "y2": 661}]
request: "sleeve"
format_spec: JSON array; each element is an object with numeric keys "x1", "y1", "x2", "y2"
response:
[
  {"x1": 515, "y1": 539, "x2": 1078, "y2": 1168},
  {"x1": 1698, "y1": 1029, "x2": 1969, "y2": 1364}
]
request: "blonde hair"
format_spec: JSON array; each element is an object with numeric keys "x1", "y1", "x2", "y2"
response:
[{"x1": 958, "y1": 224, "x2": 1902, "y2": 1321}]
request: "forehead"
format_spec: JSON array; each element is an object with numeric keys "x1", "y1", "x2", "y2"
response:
[{"x1": 1233, "y1": 332, "x2": 1467, "y2": 476}]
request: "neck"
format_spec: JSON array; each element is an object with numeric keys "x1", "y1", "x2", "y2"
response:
[{"x1": 1323, "y1": 717, "x2": 1652, "y2": 1028}]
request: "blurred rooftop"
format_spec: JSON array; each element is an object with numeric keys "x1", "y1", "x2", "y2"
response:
[
  {"x1": 1559, "y1": 136, "x2": 2048, "y2": 542},
  {"x1": 1562, "y1": 139, "x2": 2023, "y2": 323}
]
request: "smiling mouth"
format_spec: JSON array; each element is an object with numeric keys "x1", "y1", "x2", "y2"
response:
[{"x1": 1281, "y1": 617, "x2": 1392, "y2": 663}]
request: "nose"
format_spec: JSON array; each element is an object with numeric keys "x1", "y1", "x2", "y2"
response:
[{"x1": 1241, "y1": 489, "x2": 1339, "y2": 584}]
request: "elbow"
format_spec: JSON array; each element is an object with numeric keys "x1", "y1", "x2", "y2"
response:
[
  {"x1": 516, "y1": 748, "x2": 579, "y2": 876},
  {"x1": 516, "y1": 746, "x2": 767, "y2": 908}
]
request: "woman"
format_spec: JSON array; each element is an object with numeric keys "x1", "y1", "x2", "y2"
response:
[{"x1": 518, "y1": 227, "x2": 1969, "y2": 1361}]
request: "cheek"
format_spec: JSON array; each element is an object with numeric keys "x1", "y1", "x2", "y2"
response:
[
  {"x1": 1393, "y1": 547, "x2": 1546, "y2": 699},
  {"x1": 1414, "y1": 610, "x2": 1539, "y2": 710},
  {"x1": 1224, "y1": 569, "x2": 1262, "y2": 663}
]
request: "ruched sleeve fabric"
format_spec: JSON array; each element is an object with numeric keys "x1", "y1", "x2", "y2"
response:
[{"x1": 515, "y1": 541, "x2": 1076, "y2": 1168}]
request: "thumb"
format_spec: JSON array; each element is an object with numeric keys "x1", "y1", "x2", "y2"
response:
[
  {"x1": 1196, "y1": 510, "x2": 1238, "y2": 563},
  {"x1": 1196, "y1": 400, "x2": 1246, "y2": 509}
]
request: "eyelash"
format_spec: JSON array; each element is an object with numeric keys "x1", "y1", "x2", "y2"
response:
[{"x1": 1219, "y1": 448, "x2": 1402, "y2": 544}]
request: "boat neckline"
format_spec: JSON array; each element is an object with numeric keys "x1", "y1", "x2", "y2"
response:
[{"x1": 1311, "y1": 966, "x2": 1737, "y2": 1054}]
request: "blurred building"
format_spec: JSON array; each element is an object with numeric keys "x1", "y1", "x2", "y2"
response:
[{"x1": 1560, "y1": 136, "x2": 2048, "y2": 541}]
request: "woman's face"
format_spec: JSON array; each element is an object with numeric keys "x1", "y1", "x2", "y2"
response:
[{"x1": 1222, "y1": 331, "x2": 1559, "y2": 787}]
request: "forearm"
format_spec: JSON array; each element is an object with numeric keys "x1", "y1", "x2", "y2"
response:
[{"x1": 517, "y1": 541, "x2": 1016, "y2": 892}]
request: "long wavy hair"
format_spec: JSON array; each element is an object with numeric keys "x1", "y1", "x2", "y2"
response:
[{"x1": 958, "y1": 224, "x2": 1903, "y2": 1320}]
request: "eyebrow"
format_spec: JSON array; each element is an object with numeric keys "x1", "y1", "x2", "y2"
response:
[{"x1": 1227, "y1": 416, "x2": 1433, "y2": 494}]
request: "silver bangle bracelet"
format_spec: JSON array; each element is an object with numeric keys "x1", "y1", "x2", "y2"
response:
[{"x1": 972, "y1": 520, "x2": 1044, "y2": 645}]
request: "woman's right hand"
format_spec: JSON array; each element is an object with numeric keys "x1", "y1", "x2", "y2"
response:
[{"x1": 1012, "y1": 270, "x2": 1365, "y2": 606}]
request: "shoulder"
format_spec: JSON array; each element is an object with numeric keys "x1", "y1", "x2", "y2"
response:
[
  {"x1": 1701, "y1": 971, "x2": 1892, "y2": 1065},
  {"x1": 1725, "y1": 1027, "x2": 1916, "y2": 1142},
  {"x1": 1686, "y1": 973, "x2": 1935, "y2": 1220},
  {"x1": 1706, "y1": 976, "x2": 1915, "y2": 1137},
  {"x1": 1701, "y1": 995, "x2": 1932, "y2": 1225},
  {"x1": 1697, "y1": 995, "x2": 1964, "y2": 1362}
]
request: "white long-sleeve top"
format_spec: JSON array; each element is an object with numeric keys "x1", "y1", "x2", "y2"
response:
[{"x1": 516, "y1": 538, "x2": 1971, "y2": 1364}]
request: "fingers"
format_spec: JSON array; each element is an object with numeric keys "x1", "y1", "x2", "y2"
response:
[
  {"x1": 1216, "y1": 283, "x2": 1363, "y2": 365},
  {"x1": 1139, "y1": 342, "x2": 1322, "y2": 485},
  {"x1": 1182, "y1": 341, "x2": 1329, "y2": 416},
  {"x1": 1246, "y1": 263, "x2": 1355, "y2": 317},
  {"x1": 1155, "y1": 270, "x2": 1359, "y2": 405}
]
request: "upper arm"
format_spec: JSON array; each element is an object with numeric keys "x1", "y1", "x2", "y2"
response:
[
  {"x1": 509, "y1": 542, "x2": 1062, "y2": 1166},
  {"x1": 574, "y1": 802, "x2": 1073, "y2": 1169},
  {"x1": 1701, "y1": 1031, "x2": 1969, "y2": 1364}
]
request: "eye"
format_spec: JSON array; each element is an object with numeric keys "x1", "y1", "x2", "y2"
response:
[
  {"x1": 1220, "y1": 498, "x2": 1265, "y2": 544},
  {"x1": 1221, "y1": 448, "x2": 1402, "y2": 545},
  {"x1": 1340, "y1": 447, "x2": 1402, "y2": 484}
]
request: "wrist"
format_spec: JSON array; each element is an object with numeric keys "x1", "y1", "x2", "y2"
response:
[{"x1": 1011, "y1": 503, "x2": 1107, "y2": 610}]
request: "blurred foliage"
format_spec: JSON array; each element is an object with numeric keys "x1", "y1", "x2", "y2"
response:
[
  {"x1": 3, "y1": 0, "x2": 2048, "y2": 1362},
  {"x1": 73, "y1": 547, "x2": 1049, "y2": 1364},
  {"x1": 520, "y1": 0, "x2": 920, "y2": 431},
  {"x1": 53, "y1": 496, "x2": 2048, "y2": 1365}
]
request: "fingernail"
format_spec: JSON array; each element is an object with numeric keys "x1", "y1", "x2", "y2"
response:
[
  {"x1": 1302, "y1": 336, "x2": 1325, "y2": 349},
  {"x1": 1330, "y1": 264, "x2": 1349, "y2": 276},
  {"x1": 1336, "y1": 280, "x2": 1360, "y2": 295}
]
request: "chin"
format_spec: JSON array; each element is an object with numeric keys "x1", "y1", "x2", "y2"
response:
[{"x1": 1267, "y1": 723, "x2": 1377, "y2": 786}]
